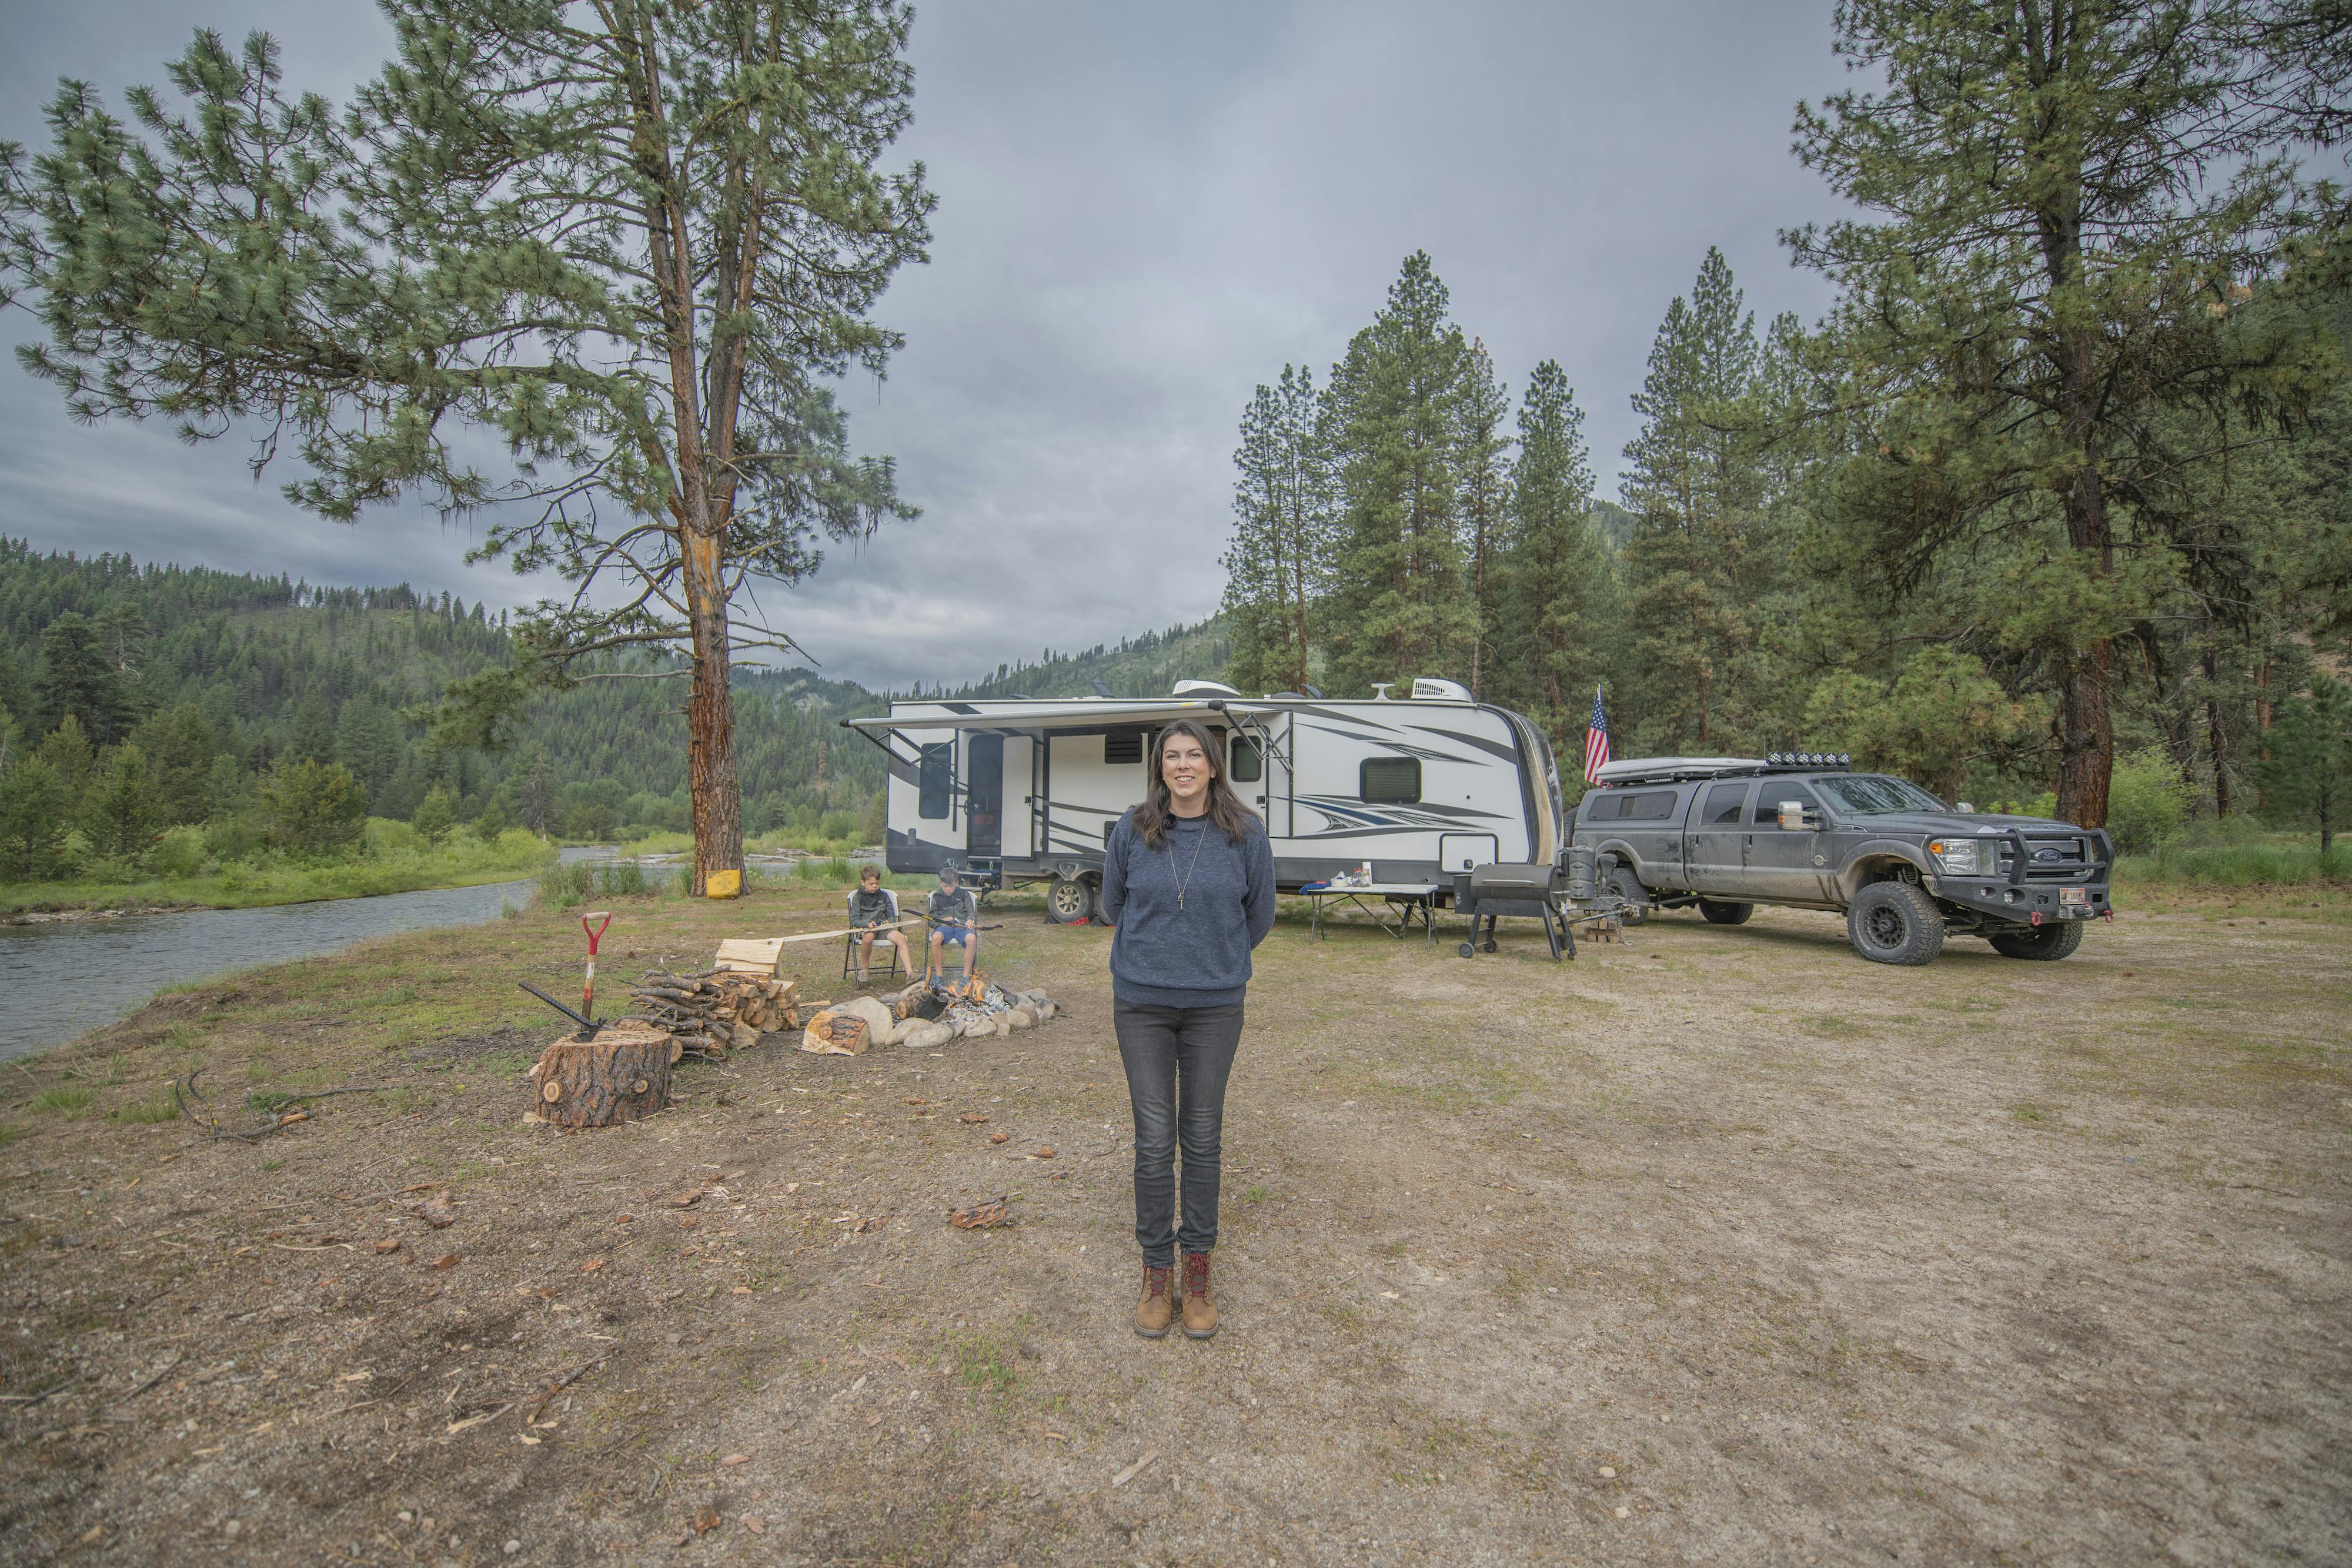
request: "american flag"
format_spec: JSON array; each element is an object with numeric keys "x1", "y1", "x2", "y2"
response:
[{"x1": 1582, "y1": 684, "x2": 1611, "y2": 784}]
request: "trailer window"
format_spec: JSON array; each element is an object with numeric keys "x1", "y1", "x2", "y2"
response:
[
  {"x1": 1104, "y1": 728, "x2": 1145, "y2": 765},
  {"x1": 917, "y1": 743, "x2": 953, "y2": 819},
  {"x1": 1228, "y1": 734, "x2": 1263, "y2": 783},
  {"x1": 1360, "y1": 756, "x2": 1421, "y2": 804}
]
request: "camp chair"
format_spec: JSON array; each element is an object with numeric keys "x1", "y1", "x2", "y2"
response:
[{"x1": 843, "y1": 885, "x2": 905, "y2": 984}]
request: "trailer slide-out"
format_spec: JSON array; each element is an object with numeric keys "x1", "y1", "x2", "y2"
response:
[{"x1": 840, "y1": 678, "x2": 1564, "y2": 924}]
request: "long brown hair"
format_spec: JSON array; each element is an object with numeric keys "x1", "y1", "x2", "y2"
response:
[{"x1": 1131, "y1": 717, "x2": 1261, "y2": 850}]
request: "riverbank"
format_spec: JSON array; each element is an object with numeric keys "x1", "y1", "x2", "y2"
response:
[
  {"x1": 2, "y1": 883, "x2": 2344, "y2": 1564},
  {"x1": 0, "y1": 831, "x2": 556, "y2": 923}
]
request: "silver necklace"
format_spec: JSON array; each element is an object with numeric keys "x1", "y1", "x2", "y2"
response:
[{"x1": 1171, "y1": 815, "x2": 1210, "y2": 910}]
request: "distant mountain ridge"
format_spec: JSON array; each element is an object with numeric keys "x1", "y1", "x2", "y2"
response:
[{"x1": 0, "y1": 541, "x2": 1227, "y2": 842}]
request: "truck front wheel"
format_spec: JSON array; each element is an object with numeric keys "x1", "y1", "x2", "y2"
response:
[
  {"x1": 1989, "y1": 921, "x2": 2084, "y2": 961},
  {"x1": 1045, "y1": 873, "x2": 1096, "y2": 925},
  {"x1": 1846, "y1": 882, "x2": 1944, "y2": 965}
]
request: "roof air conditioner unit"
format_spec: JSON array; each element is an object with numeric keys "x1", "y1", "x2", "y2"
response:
[
  {"x1": 1172, "y1": 680, "x2": 1241, "y2": 698},
  {"x1": 1410, "y1": 677, "x2": 1473, "y2": 702}
]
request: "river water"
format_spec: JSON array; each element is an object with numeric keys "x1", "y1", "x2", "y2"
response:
[{"x1": 0, "y1": 877, "x2": 546, "y2": 1064}]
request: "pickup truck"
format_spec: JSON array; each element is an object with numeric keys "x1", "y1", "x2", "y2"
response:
[{"x1": 1568, "y1": 754, "x2": 2112, "y2": 965}]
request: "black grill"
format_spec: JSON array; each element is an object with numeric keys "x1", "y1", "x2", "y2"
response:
[
  {"x1": 1999, "y1": 831, "x2": 2102, "y2": 882},
  {"x1": 1466, "y1": 862, "x2": 1561, "y2": 897}
]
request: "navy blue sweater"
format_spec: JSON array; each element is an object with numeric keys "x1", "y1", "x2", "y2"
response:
[{"x1": 1100, "y1": 808, "x2": 1277, "y2": 1008}]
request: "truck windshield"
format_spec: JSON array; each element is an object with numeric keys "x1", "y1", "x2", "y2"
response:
[{"x1": 1815, "y1": 774, "x2": 1947, "y2": 815}]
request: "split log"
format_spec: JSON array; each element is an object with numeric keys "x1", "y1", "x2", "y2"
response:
[{"x1": 529, "y1": 1021, "x2": 679, "y2": 1128}]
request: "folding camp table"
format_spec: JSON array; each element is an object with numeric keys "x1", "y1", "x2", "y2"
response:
[{"x1": 1298, "y1": 882, "x2": 1444, "y2": 947}]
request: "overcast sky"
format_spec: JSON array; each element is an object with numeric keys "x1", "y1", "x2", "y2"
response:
[{"x1": 0, "y1": 1, "x2": 1853, "y2": 691}]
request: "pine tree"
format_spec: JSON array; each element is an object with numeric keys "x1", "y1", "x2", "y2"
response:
[
  {"x1": 1619, "y1": 249, "x2": 1768, "y2": 752},
  {"x1": 0, "y1": 11, "x2": 933, "y2": 892},
  {"x1": 83, "y1": 743, "x2": 158, "y2": 861},
  {"x1": 1497, "y1": 360, "x2": 1611, "y2": 744},
  {"x1": 0, "y1": 756, "x2": 68, "y2": 880},
  {"x1": 1322, "y1": 253, "x2": 1476, "y2": 696},
  {"x1": 1787, "y1": 1, "x2": 2342, "y2": 827},
  {"x1": 1456, "y1": 340, "x2": 1513, "y2": 698},
  {"x1": 2263, "y1": 674, "x2": 2351, "y2": 853},
  {"x1": 34, "y1": 611, "x2": 134, "y2": 742},
  {"x1": 35, "y1": 714, "x2": 95, "y2": 793},
  {"x1": 1220, "y1": 366, "x2": 1329, "y2": 693}
]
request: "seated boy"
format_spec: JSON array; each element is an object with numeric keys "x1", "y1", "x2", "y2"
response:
[
  {"x1": 850, "y1": 865, "x2": 912, "y2": 984},
  {"x1": 926, "y1": 865, "x2": 979, "y2": 981}
]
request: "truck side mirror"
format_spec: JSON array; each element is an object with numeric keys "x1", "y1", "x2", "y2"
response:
[{"x1": 1778, "y1": 801, "x2": 1819, "y2": 831}]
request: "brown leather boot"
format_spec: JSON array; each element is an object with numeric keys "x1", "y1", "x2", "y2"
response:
[
  {"x1": 1134, "y1": 1263, "x2": 1174, "y2": 1338},
  {"x1": 1181, "y1": 1251, "x2": 1218, "y2": 1339}
]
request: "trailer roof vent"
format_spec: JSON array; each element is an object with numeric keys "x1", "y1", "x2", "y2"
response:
[
  {"x1": 1172, "y1": 679, "x2": 1241, "y2": 698},
  {"x1": 1410, "y1": 677, "x2": 1473, "y2": 702}
]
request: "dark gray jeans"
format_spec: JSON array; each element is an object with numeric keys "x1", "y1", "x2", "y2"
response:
[{"x1": 1112, "y1": 998, "x2": 1244, "y2": 1266}]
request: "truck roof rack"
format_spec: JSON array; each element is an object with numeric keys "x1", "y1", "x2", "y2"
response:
[
  {"x1": 1592, "y1": 753, "x2": 1853, "y2": 785},
  {"x1": 1591, "y1": 757, "x2": 1767, "y2": 784}
]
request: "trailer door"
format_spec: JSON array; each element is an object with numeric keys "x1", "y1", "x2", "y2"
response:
[
  {"x1": 1000, "y1": 734, "x2": 1034, "y2": 859},
  {"x1": 1229, "y1": 714, "x2": 1289, "y2": 838}
]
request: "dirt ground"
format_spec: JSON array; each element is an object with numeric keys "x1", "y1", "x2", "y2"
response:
[{"x1": 2, "y1": 884, "x2": 2346, "y2": 1567}]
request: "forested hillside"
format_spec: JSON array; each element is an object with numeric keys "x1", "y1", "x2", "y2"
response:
[{"x1": 0, "y1": 541, "x2": 1249, "y2": 884}]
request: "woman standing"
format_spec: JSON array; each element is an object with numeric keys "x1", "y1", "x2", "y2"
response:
[{"x1": 1099, "y1": 718, "x2": 1277, "y2": 1339}]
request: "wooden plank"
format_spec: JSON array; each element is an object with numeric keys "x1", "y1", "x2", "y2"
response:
[{"x1": 713, "y1": 938, "x2": 786, "y2": 975}]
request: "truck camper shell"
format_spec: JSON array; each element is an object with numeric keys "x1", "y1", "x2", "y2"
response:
[{"x1": 841, "y1": 682, "x2": 1563, "y2": 920}]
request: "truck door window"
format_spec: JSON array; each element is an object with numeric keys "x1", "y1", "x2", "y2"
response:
[
  {"x1": 1756, "y1": 783, "x2": 1822, "y2": 827},
  {"x1": 917, "y1": 743, "x2": 953, "y2": 819},
  {"x1": 1702, "y1": 783, "x2": 1748, "y2": 825}
]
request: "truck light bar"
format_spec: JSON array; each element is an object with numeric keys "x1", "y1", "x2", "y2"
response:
[{"x1": 1765, "y1": 752, "x2": 1850, "y2": 768}]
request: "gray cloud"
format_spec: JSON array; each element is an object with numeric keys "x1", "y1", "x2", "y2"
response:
[{"x1": 0, "y1": 1, "x2": 1852, "y2": 691}]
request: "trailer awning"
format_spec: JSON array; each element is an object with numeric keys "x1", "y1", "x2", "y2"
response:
[{"x1": 842, "y1": 697, "x2": 1271, "y2": 732}]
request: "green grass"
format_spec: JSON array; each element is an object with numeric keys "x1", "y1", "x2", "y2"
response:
[
  {"x1": 2117, "y1": 827, "x2": 2352, "y2": 888},
  {"x1": 0, "y1": 825, "x2": 557, "y2": 917},
  {"x1": 115, "y1": 1088, "x2": 182, "y2": 1125},
  {"x1": 0, "y1": 1124, "x2": 26, "y2": 1149},
  {"x1": 29, "y1": 1084, "x2": 97, "y2": 1117}
]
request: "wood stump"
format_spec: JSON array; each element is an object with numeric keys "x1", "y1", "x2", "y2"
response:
[{"x1": 529, "y1": 1021, "x2": 679, "y2": 1128}]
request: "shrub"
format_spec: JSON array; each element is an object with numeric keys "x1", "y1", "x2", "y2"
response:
[
  {"x1": 539, "y1": 860, "x2": 590, "y2": 909},
  {"x1": 147, "y1": 824, "x2": 208, "y2": 879},
  {"x1": 261, "y1": 758, "x2": 368, "y2": 855},
  {"x1": 2104, "y1": 749, "x2": 2189, "y2": 854}
]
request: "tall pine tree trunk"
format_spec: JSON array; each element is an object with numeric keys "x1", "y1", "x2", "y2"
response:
[
  {"x1": 683, "y1": 526, "x2": 744, "y2": 895},
  {"x1": 2203, "y1": 632, "x2": 2231, "y2": 818}
]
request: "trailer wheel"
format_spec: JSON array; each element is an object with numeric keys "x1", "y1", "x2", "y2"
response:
[
  {"x1": 1696, "y1": 899, "x2": 1753, "y2": 925},
  {"x1": 1045, "y1": 872, "x2": 1095, "y2": 925},
  {"x1": 1988, "y1": 920, "x2": 2084, "y2": 961},
  {"x1": 1846, "y1": 881, "x2": 1944, "y2": 965},
  {"x1": 1606, "y1": 867, "x2": 1649, "y2": 926},
  {"x1": 1458, "y1": 941, "x2": 1476, "y2": 958}
]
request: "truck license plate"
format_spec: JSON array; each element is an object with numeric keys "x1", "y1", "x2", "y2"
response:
[{"x1": 2059, "y1": 887, "x2": 2089, "y2": 909}]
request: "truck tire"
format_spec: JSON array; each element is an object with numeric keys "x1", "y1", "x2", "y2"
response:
[
  {"x1": 1989, "y1": 920, "x2": 2084, "y2": 961},
  {"x1": 1696, "y1": 899, "x2": 1753, "y2": 925},
  {"x1": 1606, "y1": 867, "x2": 1649, "y2": 927},
  {"x1": 1045, "y1": 872, "x2": 1095, "y2": 925},
  {"x1": 1846, "y1": 881, "x2": 1944, "y2": 965}
]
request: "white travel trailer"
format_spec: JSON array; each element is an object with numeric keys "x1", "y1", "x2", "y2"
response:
[{"x1": 841, "y1": 678, "x2": 1565, "y2": 922}]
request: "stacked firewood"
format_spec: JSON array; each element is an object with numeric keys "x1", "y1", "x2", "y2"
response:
[{"x1": 629, "y1": 968, "x2": 805, "y2": 1059}]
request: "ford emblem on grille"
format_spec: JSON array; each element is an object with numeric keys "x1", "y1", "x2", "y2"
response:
[{"x1": 2032, "y1": 847, "x2": 2063, "y2": 862}]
